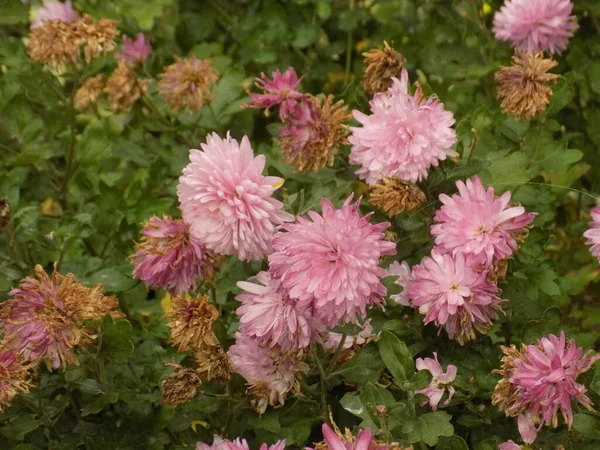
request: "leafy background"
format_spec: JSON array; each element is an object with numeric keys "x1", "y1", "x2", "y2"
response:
[{"x1": 1, "y1": 0, "x2": 600, "y2": 449}]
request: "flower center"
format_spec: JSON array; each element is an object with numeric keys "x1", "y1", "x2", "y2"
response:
[{"x1": 449, "y1": 283, "x2": 459, "y2": 290}]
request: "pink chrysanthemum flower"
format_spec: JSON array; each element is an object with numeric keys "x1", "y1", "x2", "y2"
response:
[
  {"x1": 431, "y1": 176, "x2": 536, "y2": 266},
  {"x1": 130, "y1": 216, "x2": 217, "y2": 294},
  {"x1": 228, "y1": 333, "x2": 307, "y2": 413},
  {"x1": 116, "y1": 33, "x2": 151, "y2": 65},
  {"x1": 492, "y1": 332, "x2": 600, "y2": 429},
  {"x1": 0, "y1": 349, "x2": 33, "y2": 412},
  {"x1": 497, "y1": 441, "x2": 521, "y2": 450},
  {"x1": 583, "y1": 206, "x2": 600, "y2": 262},
  {"x1": 320, "y1": 424, "x2": 373, "y2": 450},
  {"x1": 228, "y1": 439, "x2": 286, "y2": 450},
  {"x1": 236, "y1": 271, "x2": 321, "y2": 352},
  {"x1": 178, "y1": 132, "x2": 293, "y2": 262},
  {"x1": 498, "y1": 415, "x2": 537, "y2": 450},
  {"x1": 349, "y1": 69, "x2": 457, "y2": 184},
  {"x1": 196, "y1": 435, "x2": 231, "y2": 450},
  {"x1": 387, "y1": 261, "x2": 413, "y2": 306},
  {"x1": 269, "y1": 195, "x2": 396, "y2": 327},
  {"x1": 415, "y1": 353, "x2": 457, "y2": 411},
  {"x1": 245, "y1": 67, "x2": 303, "y2": 116},
  {"x1": 31, "y1": 0, "x2": 79, "y2": 29},
  {"x1": 493, "y1": 0, "x2": 578, "y2": 55},
  {"x1": 407, "y1": 251, "x2": 505, "y2": 344}
]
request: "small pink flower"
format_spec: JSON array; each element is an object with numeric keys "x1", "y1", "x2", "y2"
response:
[
  {"x1": 497, "y1": 441, "x2": 521, "y2": 450},
  {"x1": 236, "y1": 271, "x2": 321, "y2": 352},
  {"x1": 517, "y1": 415, "x2": 537, "y2": 445},
  {"x1": 116, "y1": 33, "x2": 151, "y2": 65},
  {"x1": 349, "y1": 69, "x2": 457, "y2": 184},
  {"x1": 493, "y1": 0, "x2": 578, "y2": 55},
  {"x1": 583, "y1": 206, "x2": 600, "y2": 261},
  {"x1": 407, "y1": 251, "x2": 505, "y2": 344},
  {"x1": 322, "y1": 320, "x2": 374, "y2": 353},
  {"x1": 269, "y1": 195, "x2": 396, "y2": 327},
  {"x1": 31, "y1": 0, "x2": 79, "y2": 29},
  {"x1": 431, "y1": 176, "x2": 536, "y2": 266},
  {"x1": 228, "y1": 439, "x2": 286, "y2": 450},
  {"x1": 178, "y1": 132, "x2": 293, "y2": 262},
  {"x1": 196, "y1": 436, "x2": 231, "y2": 450},
  {"x1": 245, "y1": 67, "x2": 304, "y2": 116},
  {"x1": 321, "y1": 423, "x2": 373, "y2": 450},
  {"x1": 387, "y1": 261, "x2": 413, "y2": 306},
  {"x1": 415, "y1": 353, "x2": 457, "y2": 411}
]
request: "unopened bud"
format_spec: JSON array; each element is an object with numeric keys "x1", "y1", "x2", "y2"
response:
[{"x1": 375, "y1": 404, "x2": 389, "y2": 418}]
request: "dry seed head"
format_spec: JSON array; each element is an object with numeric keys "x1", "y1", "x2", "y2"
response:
[
  {"x1": 362, "y1": 41, "x2": 406, "y2": 94},
  {"x1": 165, "y1": 295, "x2": 219, "y2": 352},
  {"x1": 74, "y1": 74, "x2": 104, "y2": 111},
  {"x1": 104, "y1": 60, "x2": 149, "y2": 113},
  {"x1": 158, "y1": 57, "x2": 219, "y2": 111},
  {"x1": 368, "y1": 177, "x2": 426, "y2": 217},
  {"x1": 161, "y1": 364, "x2": 202, "y2": 407}
]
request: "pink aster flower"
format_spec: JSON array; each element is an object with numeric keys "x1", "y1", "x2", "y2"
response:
[
  {"x1": 31, "y1": 0, "x2": 79, "y2": 29},
  {"x1": 130, "y1": 216, "x2": 217, "y2": 294},
  {"x1": 177, "y1": 132, "x2": 293, "y2": 262},
  {"x1": 493, "y1": 0, "x2": 578, "y2": 55},
  {"x1": 196, "y1": 436, "x2": 231, "y2": 450},
  {"x1": 583, "y1": 206, "x2": 600, "y2": 261},
  {"x1": 407, "y1": 251, "x2": 505, "y2": 344},
  {"x1": 349, "y1": 69, "x2": 457, "y2": 184},
  {"x1": 494, "y1": 331, "x2": 599, "y2": 428},
  {"x1": 387, "y1": 261, "x2": 413, "y2": 306},
  {"x1": 497, "y1": 441, "x2": 521, "y2": 450},
  {"x1": 431, "y1": 176, "x2": 536, "y2": 266},
  {"x1": 245, "y1": 67, "x2": 304, "y2": 116},
  {"x1": 228, "y1": 333, "x2": 307, "y2": 413},
  {"x1": 236, "y1": 271, "x2": 321, "y2": 352},
  {"x1": 116, "y1": 33, "x2": 151, "y2": 65},
  {"x1": 320, "y1": 423, "x2": 373, "y2": 450},
  {"x1": 228, "y1": 439, "x2": 286, "y2": 450},
  {"x1": 269, "y1": 195, "x2": 396, "y2": 327},
  {"x1": 415, "y1": 353, "x2": 457, "y2": 410}
]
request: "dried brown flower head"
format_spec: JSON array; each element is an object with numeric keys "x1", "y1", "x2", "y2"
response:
[
  {"x1": 77, "y1": 14, "x2": 118, "y2": 63},
  {"x1": 495, "y1": 51, "x2": 560, "y2": 121},
  {"x1": 280, "y1": 95, "x2": 352, "y2": 172},
  {"x1": 369, "y1": 177, "x2": 426, "y2": 217},
  {"x1": 312, "y1": 418, "x2": 409, "y2": 450},
  {"x1": 158, "y1": 57, "x2": 219, "y2": 111},
  {"x1": 0, "y1": 197, "x2": 10, "y2": 228},
  {"x1": 165, "y1": 295, "x2": 219, "y2": 352},
  {"x1": 487, "y1": 257, "x2": 509, "y2": 284},
  {"x1": 362, "y1": 41, "x2": 406, "y2": 94},
  {"x1": 161, "y1": 364, "x2": 202, "y2": 407},
  {"x1": 192, "y1": 344, "x2": 231, "y2": 383},
  {"x1": 27, "y1": 20, "x2": 80, "y2": 70},
  {"x1": 104, "y1": 60, "x2": 149, "y2": 113},
  {"x1": 491, "y1": 344, "x2": 528, "y2": 416},
  {"x1": 0, "y1": 349, "x2": 33, "y2": 412},
  {"x1": 74, "y1": 74, "x2": 104, "y2": 111}
]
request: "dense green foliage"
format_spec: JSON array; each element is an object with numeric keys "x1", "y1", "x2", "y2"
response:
[{"x1": 1, "y1": 0, "x2": 600, "y2": 449}]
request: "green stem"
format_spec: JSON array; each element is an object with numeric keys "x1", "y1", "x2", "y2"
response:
[
  {"x1": 344, "y1": 0, "x2": 356, "y2": 85},
  {"x1": 418, "y1": 442, "x2": 429, "y2": 450},
  {"x1": 59, "y1": 81, "x2": 79, "y2": 198},
  {"x1": 325, "y1": 333, "x2": 347, "y2": 376},
  {"x1": 209, "y1": 0, "x2": 234, "y2": 26},
  {"x1": 311, "y1": 348, "x2": 329, "y2": 421}
]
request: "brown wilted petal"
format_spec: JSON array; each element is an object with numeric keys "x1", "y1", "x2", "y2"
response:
[
  {"x1": 495, "y1": 51, "x2": 560, "y2": 121},
  {"x1": 76, "y1": 14, "x2": 119, "y2": 63},
  {"x1": 362, "y1": 41, "x2": 406, "y2": 95},
  {"x1": 27, "y1": 20, "x2": 80, "y2": 70},
  {"x1": 74, "y1": 74, "x2": 104, "y2": 111},
  {"x1": 192, "y1": 344, "x2": 231, "y2": 383},
  {"x1": 491, "y1": 344, "x2": 529, "y2": 417},
  {"x1": 165, "y1": 295, "x2": 219, "y2": 352},
  {"x1": 161, "y1": 364, "x2": 202, "y2": 407},
  {"x1": 0, "y1": 197, "x2": 10, "y2": 228},
  {"x1": 369, "y1": 177, "x2": 426, "y2": 217},
  {"x1": 158, "y1": 57, "x2": 219, "y2": 111},
  {"x1": 104, "y1": 60, "x2": 149, "y2": 113}
]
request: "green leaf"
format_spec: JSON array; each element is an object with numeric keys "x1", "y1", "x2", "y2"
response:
[
  {"x1": 334, "y1": 345, "x2": 385, "y2": 384},
  {"x1": 436, "y1": 435, "x2": 469, "y2": 450},
  {"x1": 378, "y1": 331, "x2": 414, "y2": 385},
  {"x1": 246, "y1": 411, "x2": 281, "y2": 433},
  {"x1": 572, "y1": 414, "x2": 600, "y2": 439},
  {"x1": 402, "y1": 411, "x2": 454, "y2": 446},
  {"x1": 0, "y1": 414, "x2": 40, "y2": 440},
  {"x1": 0, "y1": 0, "x2": 28, "y2": 25},
  {"x1": 546, "y1": 72, "x2": 575, "y2": 116},
  {"x1": 100, "y1": 316, "x2": 134, "y2": 364},
  {"x1": 81, "y1": 392, "x2": 120, "y2": 416},
  {"x1": 85, "y1": 267, "x2": 137, "y2": 293}
]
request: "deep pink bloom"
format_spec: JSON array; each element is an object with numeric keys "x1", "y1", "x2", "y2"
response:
[
  {"x1": 349, "y1": 69, "x2": 457, "y2": 184},
  {"x1": 497, "y1": 441, "x2": 521, "y2": 450},
  {"x1": 31, "y1": 0, "x2": 79, "y2": 29},
  {"x1": 130, "y1": 216, "x2": 215, "y2": 294},
  {"x1": 236, "y1": 271, "x2": 321, "y2": 352},
  {"x1": 415, "y1": 353, "x2": 457, "y2": 410},
  {"x1": 431, "y1": 176, "x2": 536, "y2": 266},
  {"x1": 196, "y1": 436, "x2": 231, "y2": 450},
  {"x1": 228, "y1": 439, "x2": 286, "y2": 450},
  {"x1": 321, "y1": 423, "x2": 373, "y2": 450},
  {"x1": 493, "y1": 0, "x2": 578, "y2": 55},
  {"x1": 116, "y1": 33, "x2": 151, "y2": 65},
  {"x1": 228, "y1": 333, "x2": 306, "y2": 413},
  {"x1": 517, "y1": 415, "x2": 537, "y2": 444},
  {"x1": 245, "y1": 67, "x2": 304, "y2": 116},
  {"x1": 505, "y1": 332, "x2": 599, "y2": 428},
  {"x1": 269, "y1": 195, "x2": 396, "y2": 327},
  {"x1": 407, "y1": 251, "x2": 505, "y2": 344},
  {"x1": 583, "y1": 206, "x2": 600, "y2": 261},
  {"x1": 178, "y1": 132, "x2": 293, "y2": 262},
  {"x1": 387, "y1": 261, "x2": 413, "y2": 306},
  {"x1": 322, "y1": 320, "x2": 374, "y2": 353}
]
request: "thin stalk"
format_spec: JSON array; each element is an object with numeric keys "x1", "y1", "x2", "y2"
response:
[
  {"x1": 344, "y1": 0, "x2": 356, "y2": 85},
  {"x1": 58, "y1": 79, "x2": 79, "y2": 197},
  {"x1": 325, "y1": 333, "x2": 347, "y2": 376},
  {"x1": 311, "y1": 348, "x2": 329, "y2": 421}
]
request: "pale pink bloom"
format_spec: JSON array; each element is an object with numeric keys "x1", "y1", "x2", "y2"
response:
[
  {"x1": 322, "y1": 320, "x2": 374, "y2": 353},
  {"x1": 31, "y1": 0, "x2": 79, "y2": 29},
  {"x1": 196, "y1": 436, "x2": 231, "y2": 450},
  {"x1": 228, "y1": 439, "x2": 286, "y2": 450},
  {"x1": 507, "y1": 331, "x2": 599, "y2": 428},
  {"x1": 130, "y1": 216, "x2": 215, "y2": 294},
  {"x1": 349, "y1": 69, "x2": 457, "y2": 184},
  {"x1": 517, "y1": 415, "x2": 537, "y2": 445},
  {"x1": 387, "y1": 261, "x2": 413, "y2": 306},
  {"x1": 321, "y1": 423, "x2": 373, "y2": 450},
  {"x1": 431, "y1": 176, "x2": 536, "y2": 266},
  {"x1": 583, "y1": 206, "x2": 600, "y2": 261},
  {"x1": 407, "y1": 251, "x2": 505, "y2": 344},
  {"x1": 116, "y1": 33, "x2": 151, "y2": 65},
  {"x1": 493, "y1": 0, "x2": 578, "y2": 55},
  {"x1": 245, "y1": 67, "x2": 303, "y2": 117},
  {"x1": 415, "y1": 352, "x2": 457, "y2": 410},
  {"x1": 497, "y1": 441, "x2": 521, "y2": 450},
  {"x1": 178, "y1": 132, "x2": 293, "y2": 262},
  {"x1": 269, "y1": 195, "x2": 396, "y2": 327},
  {"x1": 228, "y1": 333, "x2": 306, "y2": 413},
  {"x1": 236, "y1": 271, "x2": 321, "y2": 352}
]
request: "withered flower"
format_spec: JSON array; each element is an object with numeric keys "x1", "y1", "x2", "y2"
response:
[
  {"x1": 495, "y1": 51, "x2": 560, "y2": 121},
  {"x1": 0, "y1": 197, "x2": 10, "y2": 228},
  {"x1": 104, "y1": 60, "x2": 149, "y2": 113},
  {"x1": 0, "y1": 349, "x2": 33, "y2": 412},
  {"x1": 369, "y1": 177, "x2": 426, "y2": 217},
  {"x1": 77, "y1": 14, "x2": 119, "y2": 63},
  {"x1": 165, "y1": 295, "x2": 219, "y2": 352},
  {"x1": 362, "y1": 41, "x2": 406, "y2": 95},
  {"x1": 192, "y1": 344, "x2": 231, "y2": 383},
  {"x1": 158, "y1": 57, "x2": 219, "y2": 111},
  {"x1": 74, "y1": 74, "x2": 104, "y2": 111},
  {"x1": 27, "y1": 20, "x2": 80, "y2": 70},
  {"x1": 491, "y1": 344, "x2": 530, "y2": 417},
  {"x1": 161, "y1": 364, "x2": 202, "y2": 407}
]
